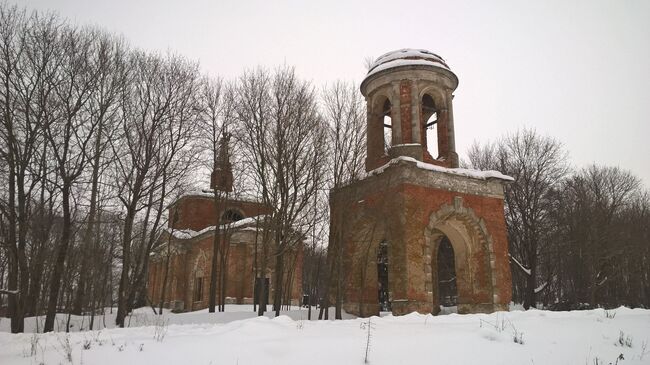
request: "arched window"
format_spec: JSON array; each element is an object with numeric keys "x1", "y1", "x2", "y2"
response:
[
  {"x1": 381, "y1": 98, "x2": 392, "y2": 155},
  {"x1": 221, "y1": 209, "x2": 244, "y2": 223},
  {"x1": 193, "y1": 277, "x2": 203, "y2": 302},
  {"x1": 422, "y1": 94, "x2": 438, "y2": 158}
]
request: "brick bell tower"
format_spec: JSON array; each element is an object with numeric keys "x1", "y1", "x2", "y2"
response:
[
  {"x1": 328, "y1": 49, "x2": 513, "y2": 317},
  {"x1": 210, "y1": 132, "x2": 233, "y2": 192}
]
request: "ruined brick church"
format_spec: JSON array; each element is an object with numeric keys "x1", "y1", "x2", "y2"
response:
[
  {"x1": 328, "y1": 49, "x2": 513, "y2": 316},
  {"x1": 147, "y1": 136, "x2": 302, "y2": 312},
  {"x1": 148, "y1": 48, "x2": 512, "y2": 317}
]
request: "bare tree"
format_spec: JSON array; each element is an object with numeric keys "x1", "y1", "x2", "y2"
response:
[
  {"x1": 42, "y1": 26, "x2": 106, "y2": 332},
  {"x1": 198, "y1": 78, "x2": 237, "y2": 313},
  {"x1": 235, "y1": 67, "x2": 325, "y2": 316},
  {"x1": 321, "y1": 81, "x2": 366, "y2": 319},
  {"x1": 72, "y1": 33, "x2": 126, "y2": 316},
  {"x1": 554, "y1": 165, "x2": 642, "y2": 306},
  {"x1": 0, "y1": 5, "x2": 64, "y2": 333},
  {"x1": 467, "y1": 129, "x2": 568, "y2": 309},
  {"x1": 111, "y1": 51, "x2": 201, "y2": 327}
]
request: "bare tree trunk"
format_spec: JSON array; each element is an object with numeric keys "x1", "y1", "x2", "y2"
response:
[
  {"x1": 257, "y1": 225, "x2": 270, "y2": 316},
  {"x1": 73, "y1": 125, "x2": 103, "y2": 315},
  {"x1": 44, "y1": 184, "x2": 72, "y2": 332},
  {"x1": 116, "y1": 207, "x2": 136, "y2": 327},
  {"x1": 273, "y1": 250, "x2": 284, "y2": 317},
  {"x1": 218, "y1": 232, "x2": 231, "y2": 312},
  {"x1": 208, "y1": 194, "x2": 222, "y2": 313},
  {"x1": 158, "y1": 229, "x2": 174, "y2": 315}
]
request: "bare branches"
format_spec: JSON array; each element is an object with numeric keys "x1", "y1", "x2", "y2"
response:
[
  {"x1": 235, "y1": 66, "x2": 326, "y2": 316},
  {"x1": 467, "y1": 128, "x2": 569, "y2": 309},
  {"x1": 0, "y1": 3, "x2": 207, "y2": 332},
  {"x1": 322, "y1": 81, "x2": 366, "y2": 188},
  {"x1": 469, "y1": 129, "x2": 649, "y2": 309}
]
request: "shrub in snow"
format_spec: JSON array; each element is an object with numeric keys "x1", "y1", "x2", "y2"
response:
[
  {"x1": 56, "y1": 333, "x2": 73, "y2": 363},
  {"x1": 479, "y1": 314, "x2": 506, "y2": 333},
  {"x1": 617, "y1": 330, "x2": 633, "y2": 348},
  {"x1": 479, "y1": 315, "x2": 524, "y2": 345},
  {"x1": 604, "y1": 309, "x2": 617, "y2": 319},
  {"x1": 360, "y1": 318, "x2": 375, "y2": 363},
  {"x1": 639, "y1": 340, "x2": 648, "y2": 361},
  {"x1": 512, "y1": 325, "x2": 524, "y2": 345},
  {"x1": 593, "y1": 353, "x2": 624, "y2": 365},
  {"x1": 153, "y1": 318, "x2": 169, "y2": 342},
  {"x1": 28, "y1": 333, "x2": 40, "y2": 357}
]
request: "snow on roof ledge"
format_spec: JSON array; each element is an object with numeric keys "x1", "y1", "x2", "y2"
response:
[
  {"x1": 166, "y1": 215, "x2": 268, "y2": 240},
  {"x1": 367, "y1": 156, "x2": 514, "y2": 182},
  {"x1": 174, "y1": 189, "x2": 261, "y2": 204}
]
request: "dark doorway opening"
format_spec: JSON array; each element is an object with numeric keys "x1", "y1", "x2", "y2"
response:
[
  {"x1": 377, "y1": 240, "x2": 391, "y2": 311},
  {"x1": 437, "y1": 237, "x2": 457, "y2": 307}
]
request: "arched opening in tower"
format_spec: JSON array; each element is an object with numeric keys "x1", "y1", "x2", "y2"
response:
[
  {"x1": 377, "y1": 240, "x2": 391, "y2": 312},
  {"x1": 221, "y1": 209, "x2": 244, "y2": 223},
  {"x1": 381, "y1": 99, "x2": 392, "y2": 155},
  {"x1": 422, "y1": 94, "x2": 439, "y2": 159},
  {"x1": 437, "y1": 236, "x2": 458, "y2": 311}
]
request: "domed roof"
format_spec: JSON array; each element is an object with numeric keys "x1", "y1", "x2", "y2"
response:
[{"x1": 365, "y1": 49, "x2": 452, "y2": 78}]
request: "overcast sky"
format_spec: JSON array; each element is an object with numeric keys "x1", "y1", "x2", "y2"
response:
[{"x1": 16, "y1": 0, "x2": 650, "y2": 186}]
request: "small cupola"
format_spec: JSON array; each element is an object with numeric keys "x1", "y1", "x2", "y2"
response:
[{"x1": 361, "y1": 49, "x2": 460, "y2": 171}]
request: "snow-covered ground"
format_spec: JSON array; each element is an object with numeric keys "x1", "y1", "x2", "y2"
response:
[
  {"x1": 1, "y1": 306, "x2": 649, "y2": 365},
  {"x1": 0, "y1": 305, "x2": 338, "y2": 333}
]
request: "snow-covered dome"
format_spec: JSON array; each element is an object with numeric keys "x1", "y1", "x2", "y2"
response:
[{"x1": 365, "y1": 49, "x2": 452, "y2": 78}]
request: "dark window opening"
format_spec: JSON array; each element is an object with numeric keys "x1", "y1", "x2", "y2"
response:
[
  {"x1": 382, "y1": 99, "x2": 392, "y2": 155},
  {"x1": 193, "y1": 277, "x2": 203, "y2": 302},
  {"x1": 437, "y1": 237, "x2": 457, "y2": 307},
  {"x1": 377, "y1": 240, "x2": 391, "y2": 312},
  {"x1": 422, "y1": 94, "x2": 439, "y2": 158},
  {"x1": 222, "y1": 209, "x2": 244, "y2": 223}
]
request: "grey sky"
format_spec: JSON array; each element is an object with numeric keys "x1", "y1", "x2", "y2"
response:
[{"x1": 16, "y1": 0, "x2": 650, "y2": 186}]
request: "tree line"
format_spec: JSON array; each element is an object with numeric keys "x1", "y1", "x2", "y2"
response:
[
  {"x1": 0, "y1": 3, "x2": 647, "y2": 335},
  {"x1": 0, "y1": 3, "x2": 363, "y2": 333},
  {"x1": 467, "y1": 129, "x2": 649, "y2": 310}
]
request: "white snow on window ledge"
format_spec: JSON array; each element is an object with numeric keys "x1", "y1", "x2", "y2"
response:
[{"x1": 366, "y1": 156, "x2": 514, "y2": 182}]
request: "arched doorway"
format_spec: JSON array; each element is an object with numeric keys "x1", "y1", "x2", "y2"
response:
[
  {"x1": 429, "y1": 231, "x2": 463, "y2": 315},
  {"x1": 424, "y1": 200, "x2": 499, "y2": 315},
  {"x1": 377, "y1": 240, "x2": 391, "y2": 312},
  {"x1": 436, "y1": 236, "x2": 458, "y2": 310}
]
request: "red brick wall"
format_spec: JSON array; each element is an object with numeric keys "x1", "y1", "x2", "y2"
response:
[
  {"x1": 148, "y1": 230, "x2": 303, "y2": 312},
  {"x1": 329, "y1": 171, "x2": 511, "y2": 316},
  {"x1": 170, "y1": 196, "x2": 271, "y2": 231}
]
